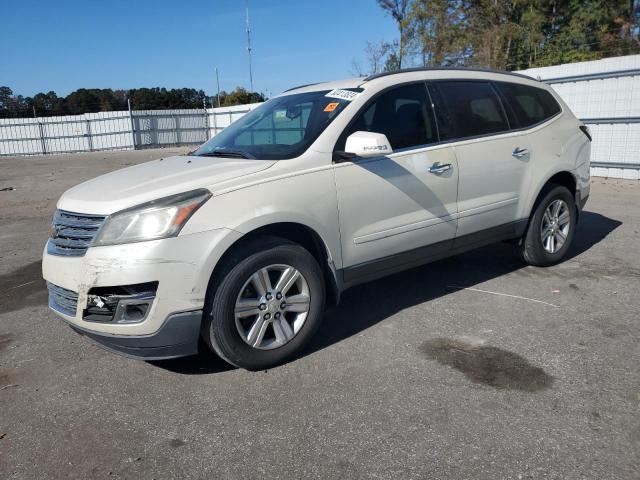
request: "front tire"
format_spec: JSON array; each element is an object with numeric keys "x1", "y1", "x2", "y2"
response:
[
  {"x1": 202, "y1": 237, "x2": 325, "y2": 370},
  {"x1": 520, "y1": 184, "x2": 577, "y2": 266}
]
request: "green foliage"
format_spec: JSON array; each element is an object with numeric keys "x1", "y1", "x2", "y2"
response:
[
  {"x1": 377, "y1": 0, "x2": 411, "y2": 67},
  {"x1": 127, "y1": 87, "x2": 206, "y2": 110},
  {"x1": 366, "y1": 0, "x2": 640, "y2": 71},
  {"x1": 213, "y1": 87, "x2": 266, "y2": 107},
  {"x1": 0, "y1": 86, "x2": 266, "y2": 117}
]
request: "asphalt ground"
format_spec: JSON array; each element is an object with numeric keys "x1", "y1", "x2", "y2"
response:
[{"x1": 1, "y1": 148, "x2": 639, "y2": 479}]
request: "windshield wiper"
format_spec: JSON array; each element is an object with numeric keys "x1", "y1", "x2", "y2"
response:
[{"x1": 197, "y1": 149, "x2": 254, "y2": 159}]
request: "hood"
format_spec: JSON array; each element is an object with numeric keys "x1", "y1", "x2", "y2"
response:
[{"x1": 58, "y1": 155, "x2": 276, "y2": 215}]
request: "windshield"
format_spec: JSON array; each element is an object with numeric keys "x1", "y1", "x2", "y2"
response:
[{"x1": 193, "y1": 89, "x2": 359, "y2": 160}]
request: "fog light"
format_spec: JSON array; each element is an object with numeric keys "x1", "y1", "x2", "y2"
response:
[
  {"x1": 113, "y1": 296, "x2": 154, "y2": 324},
  {"x1": 84, "y1": 282, "x2": 158, "y2": 324}
]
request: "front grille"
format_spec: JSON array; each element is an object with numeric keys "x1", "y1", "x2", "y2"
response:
[
  {"x1": 47, "y1": 282, "x2": 79, "y2": 317},
  {"x1": 47, "y1": 210, "x2": 106, "y2": 257}
]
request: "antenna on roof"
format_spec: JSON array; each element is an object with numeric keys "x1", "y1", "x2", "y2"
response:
[{"x1": 245, "y1": 0, "x2": 254, "y2": 91}]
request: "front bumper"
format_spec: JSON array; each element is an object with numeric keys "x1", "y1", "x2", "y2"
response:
[
  {"x1": 67, "y1": 310, "x2": 203, "y2": 360},
  {"x1": 42, "y1": 228, "x2": 242, "y2": 338}
]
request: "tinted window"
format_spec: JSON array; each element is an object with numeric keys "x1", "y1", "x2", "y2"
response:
[
  {"x1": 495, "y1": 83, "x2": 561, "y2": 127},
  {"x1": 431, "y1": 81, "x2": 509, "y2": 139},
  {"x1": 343, "y1": 83, "x2": 437, "y2": 150}
]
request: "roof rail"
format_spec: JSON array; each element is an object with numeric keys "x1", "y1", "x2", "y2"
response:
[
  {"x1": 363, "y1": 66, "x2": 537, "y2": 82},
  {"x1": 282, "y1": 82, "x2": 322, "y2": 93}
]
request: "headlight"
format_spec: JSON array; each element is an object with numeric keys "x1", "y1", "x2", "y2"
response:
[{"x1": 92, "y1": 189, "x2": 211, "y2": 246}]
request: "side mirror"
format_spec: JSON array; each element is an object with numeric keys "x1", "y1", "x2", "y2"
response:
[{"x1": 344, "y1": 131, "x2": 393, "y2": 158}]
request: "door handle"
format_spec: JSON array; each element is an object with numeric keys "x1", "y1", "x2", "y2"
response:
[
  {"x1": 429, "y1": 163, "x2": 453, "y2": 174},
  {"x1": 512, "y1": 147, "x2": 529, "y2": 159}
]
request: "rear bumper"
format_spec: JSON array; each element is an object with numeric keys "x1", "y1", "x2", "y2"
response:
[{"x1": 68, "y1": 310, "x2": 203, "y2": 360}]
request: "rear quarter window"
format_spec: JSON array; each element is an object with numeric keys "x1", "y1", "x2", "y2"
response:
[{"x1": 495, "y1": 82, "x2": 561, "y2": 127}]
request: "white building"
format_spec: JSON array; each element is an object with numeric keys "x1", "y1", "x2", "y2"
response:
[{"x1": 519, "y1": 55, "x2": 640, "y2": 180}]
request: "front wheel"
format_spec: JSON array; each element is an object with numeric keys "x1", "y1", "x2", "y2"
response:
[
  {"x1": 202, "y1": 238, "x2": 325, "y2": 370},
  {"x1": 520, "y1": 184, "x2": 577, "y2": 267}
]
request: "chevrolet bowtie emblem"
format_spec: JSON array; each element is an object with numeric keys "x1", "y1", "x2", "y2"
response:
[{"x1": 48, "y1": 225, "x2": 59, "y2": 238}]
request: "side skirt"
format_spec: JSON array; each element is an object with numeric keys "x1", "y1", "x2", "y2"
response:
[{"x1": 340, "y1": 219, "x2": 528, "y2": 289}]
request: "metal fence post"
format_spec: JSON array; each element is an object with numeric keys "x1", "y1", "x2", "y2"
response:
[
  {"x1": 37, "y1": 120, "x2": 47, "y2": 155},
  {"x1": 85, "y1": 118, "x2": 93, "y2": 152},
  {"x1": 203, "y1": 99, "x2": 210, "y2": 140},
  {"x1": 212, "y1": 101, "x2": 218, "y2": 136},
  {"x1": 127, "y1": 98, "x2": 137, "y2": 150}
]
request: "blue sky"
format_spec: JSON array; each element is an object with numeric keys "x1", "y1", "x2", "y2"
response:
[{"x1": 1, "y1": 0, "x2": 397, "y2": 98}]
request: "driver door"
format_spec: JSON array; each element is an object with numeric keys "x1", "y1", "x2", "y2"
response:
[{"x1": 333, "y1": 83, "x2": 459, "y2": 284}]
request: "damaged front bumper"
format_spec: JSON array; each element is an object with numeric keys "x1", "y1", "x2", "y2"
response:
[{"x1": 42, "y1": 228, "x2": 242, "y2": 358}]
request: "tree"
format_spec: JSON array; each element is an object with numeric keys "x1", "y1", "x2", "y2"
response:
[
  {"x1": 31, "y1": 91, "x2": 66, "y2": 115},
  {"x1": 366, "y1": 0, "x2": 640, "y2": 72},
  {"x1": 350, "y1": 40, "x2": 395, "y2": 76},
  {"x1": 384, "y1": 50, "x2": 402, "y2": 71},
  {"x1": 465, "y1": 0, "x2": 525, "y2": 70},
  {"x1": 407, "y1": 0, "x2": 469, "y2": 67},
  {"x1": 0, "y1": 86, "x2": 31, "y2": 117},
  {"x1": 213, "y1": 87, "x2": 265, "y2": 107},
  {"x1": 534, "y1": 0, "x2": 640, "y2": 67},
  {"x1": 377, "y1": 0, "x2": 411, "y2": 68},
  {"x1": 0, "y1": 84, "x2": 264, "y2": 117},
  {"x1": 0, "y1": 86, "x2": 13, "y2": 110},
  {"x1": 366, "y1": 40, "x2": 391, "y2": 75}
]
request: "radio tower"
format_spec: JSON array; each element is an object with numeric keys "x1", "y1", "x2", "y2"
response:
[{"x1": 246, "y1": 0, "x2": 253, "y2": 91}]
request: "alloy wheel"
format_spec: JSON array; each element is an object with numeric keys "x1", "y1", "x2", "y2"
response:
[
  {"x1": 234, "y1": 264, "x2": 311, "y2": 350},
  {"x1": 540, "y1": 199, "x2": 571, "y2": 254}
]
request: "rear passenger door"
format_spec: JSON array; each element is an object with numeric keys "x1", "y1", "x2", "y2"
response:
[{"x1": 429, "y1": 81, "x2": 532, "y2": 241}]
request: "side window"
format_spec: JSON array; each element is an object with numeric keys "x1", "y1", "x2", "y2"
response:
[
  {"x1": 342, "y1": 83, "x2": 437, "y2": 151},
  {"x1": 431, "y1": 81, "x2": 509, "y2": 139},
  {"x1": 495, "y1": 82, "x2": 561, "y2": 127}
]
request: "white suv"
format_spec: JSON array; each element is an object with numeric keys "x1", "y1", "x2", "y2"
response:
[{"x1": 42, "y1": 68, "x2": 591, "y2": 369}]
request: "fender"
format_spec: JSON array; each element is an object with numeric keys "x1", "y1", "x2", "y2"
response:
[{"x1": 525, "y1": 167, "x2": 578, "y2": 219}]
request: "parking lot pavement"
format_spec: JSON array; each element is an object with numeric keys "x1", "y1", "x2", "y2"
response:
[{"x1": 1, "y1": 148, "x2": 639, "y2": 479}]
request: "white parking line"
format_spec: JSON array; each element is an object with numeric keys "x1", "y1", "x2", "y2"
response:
[{"x1": 447, "y1": 285, "x2": 560, "y2": 308}]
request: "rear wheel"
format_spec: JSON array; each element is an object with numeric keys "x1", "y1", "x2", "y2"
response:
[
  {"x1": 520, "y1": 184, "x2": 576, "y2": 266},
  {"x1": 202, "y1": 238, "x2": 325, "y2": 370}
]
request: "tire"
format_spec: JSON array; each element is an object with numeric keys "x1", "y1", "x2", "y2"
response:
[
  {"x1": 520, "y1": 184, "x2": 577, "y2": 267},
  {"x1": 202, "y1": 237, "x2": 325, "y2": 370}
]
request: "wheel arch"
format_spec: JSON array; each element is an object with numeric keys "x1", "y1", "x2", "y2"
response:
[
  {"x1": 528, "y1": 169, "x2": 578, "y2": 219},
  {"x1": 205, "y1": 221, "x2": 342, "y2": 310}
]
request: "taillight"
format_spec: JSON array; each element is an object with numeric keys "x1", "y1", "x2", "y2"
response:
[{"x1": 579, "y1": 125, "x2": 592, "y2": 142}]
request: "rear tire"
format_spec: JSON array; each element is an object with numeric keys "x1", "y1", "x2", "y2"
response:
[
  {"x1": 202, "y1": 237, "x2": 325, "y2": 370},
  {"x1": 520, "y1": 184, "x2": 576, "y2": 266}
]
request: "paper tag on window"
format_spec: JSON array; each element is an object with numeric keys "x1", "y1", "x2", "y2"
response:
[
  {"x1": 325, "y1": 89, "x2": 360, "y2": 101},
  {"x1": 324, "y1": 102, "x2": 340, "y2": 112}
]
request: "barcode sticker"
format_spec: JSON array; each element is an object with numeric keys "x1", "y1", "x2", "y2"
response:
[{"x1": 325, "y1": 89, "x2": 360, "y2": 101}]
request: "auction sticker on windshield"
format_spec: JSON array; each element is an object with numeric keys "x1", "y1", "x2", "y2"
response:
[{"x1": 325, "y1": 89, "x2": 360, "y2": 101}]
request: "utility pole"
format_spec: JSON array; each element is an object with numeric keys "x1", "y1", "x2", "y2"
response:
[
  {"x1": 246, "y1": 0, "x2": 253, "y2": 91},
  {"x1": 215, "y1": 67, "x2": 221, "y2": 107}
]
